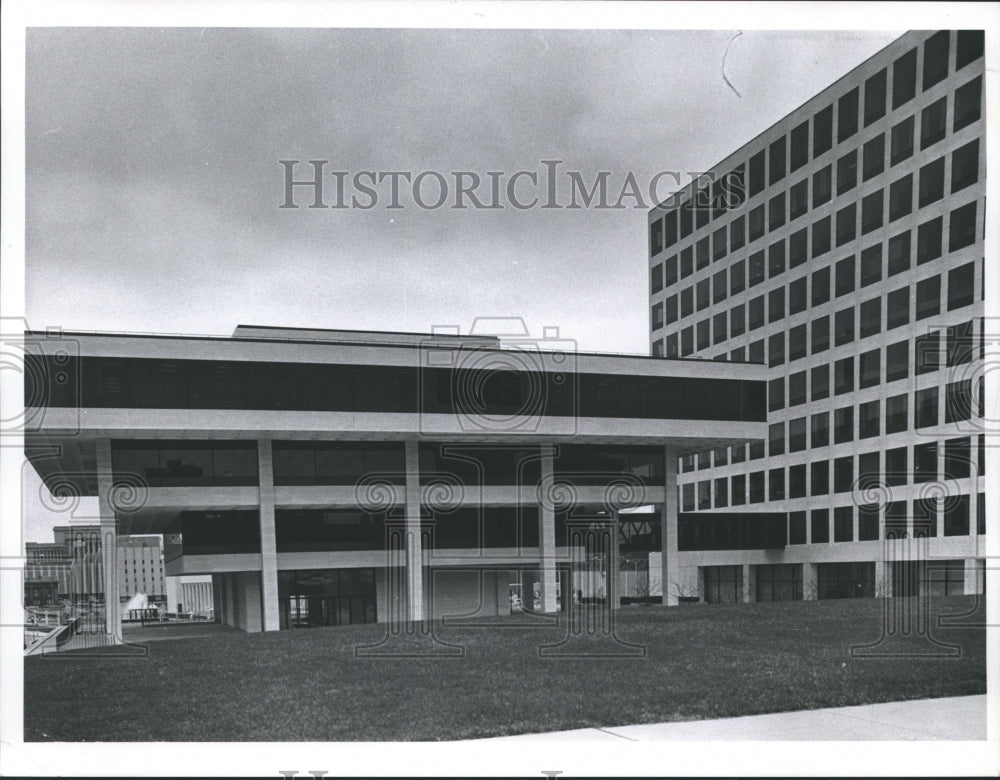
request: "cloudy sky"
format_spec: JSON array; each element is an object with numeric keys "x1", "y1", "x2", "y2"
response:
[
  {"x1": 26, "y1": 26, "x2": 902, "y2": 354},
  {"x1": 21, "y1": 25, "x2": 904, "y2": 542}
]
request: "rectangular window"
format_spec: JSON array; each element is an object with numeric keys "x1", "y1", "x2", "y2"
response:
[
  {"x1": 886, "y1": 286, "x2": 910, "y2": 330},
  {"x1": 892, "y1": 47, "x2": 917, "y2": 108},
  {"x1": 944, "y1": 495, "x2": 970, "y2": 536},
  {"x1": 769, "y1": 136, "x2": 786, "y2": 185},
  {"x1": 748, "y1": 295, "x2": 765, "y2": 330},
  {"x1": 834, "y1": 406, "x2": 853, "y2": 444},
  {"x1": 956, "y1": 30, "x2": 985, "y2": 69},
  {"x1": 812, "y1": 363, "x2": 831, "y2": 403},
  {"x1": 835, "y1": 255, "x2": 855, "y2": 297},
  {"x1": 922, "y1": 30, "x2": 950, "y2": 90},
  {"x1": 838, "y1": 87, "x2": 859, "y2": 142},
  {"x1": 886, "y1": 340, "x2": 908, "y2": 383},
  {"x1": 859, "y1": 398, "x2": 880, "y2": 439},
  {"x1": 664, "y1": 212, "x2": 678, "y2": 249},
  {"x1": 729, "y1": 303, "x2": 745, "y2": 337},
  {"x1": 788, "y1": 277, "x2": 807, "y2": 315},
  {"x1": 888, "y1": 173, "x2": 913, "y2": 222},
  {"x1": 886, "y1": 446, "x2": 907, "y2": 486},
  {"x1": 811, "y1": 316, "x2": 830, "y2": 354},
  {"x1": 789, "y1": 508, "x2": 807, "y2": 539},
  {"x1": 769, "y1": 467, "x2": 785, "y2": 501},
  {"x1": 814, "y1": 106, "x2": 833, "y2": 156},
  {"x1": 789, "y1": 178, "x2": 808, "y2": 221},
  {"x1": 836, "y1": 203, "x2": 857, "y2": 246},
  {"x1": 954, "y1": 75, "x2": 982, "y2": 132},
  {"x1": 860, "y1": 244, "x2": 882, "y2": 287},
  {"x1": 769, "y1": 377, "x2": 784, "y2": 412},
  {"x1": 729, "y1": 259, "x2": 745, "y2": 295},
  {"x1": 920, "y1": 97, "x2": 947, "y2": 149},
  {"x1": 918, "y1": 157, "x2": 945, "y2": 207},
  {"x1": 749, "y1": 471, "x2": 765, "y2": 503},
  {"x1": 749, "y1": 251, "x2": 765, "y2": 287},
  {"x1": 768, "y1": 240, "x2": 785, "y2": 278},
  {"x1": 789, "y1": 228, "x2": 808, "y2": 268},
  {"x1": 651, "y1": 263, "x2": 664, "y2": 293},
  {"x1": 917, "y1": 216, "x2": 943, "y2": 264},
  {"x1": 768, "y1": 331, "x2": 785, "y2": 368},
  {"x1": 859, "y1": 348, "x2": 880, "y2": 389},
  {"x1": 652, "y1": 303, "x2": 664, "y2": 330},
  {"x1": 665, "y1": 294, "x2": 678, "y2": 325},
  {"x1": 664, "y1": 254, "x2": 678, "y2": 287},
  {"x1": 949, "y1": 201, "x2": 977, "y2": 252},
  {"x1": 681, "y1": 483, "x2": 695, "y2": 511},
  {"x1": 696, "y1": 319, "x2": 710, "y2": 350},
  {"x1": 788, "y1": 371, "x2": 806, "y2": 406},
  {"x1": 788, "y1": 326, "x2": 807, "y2": 363},
  {"x1": 768, "y1": 287, "x2": 785, "y2": 323},
  {"x1": 888, "y1": 231, "x2": 910, "y2": 276},
  {"x1": 834, "y1": 306, "x2": 854, "y2": 345},
  {"x1": 712, "y1": 269, "x2": 727, "y2": 304},
  {"x1": 861, "y1": 189, "x2": 884, "y2": 234},
  {"x1": 944, "y1": 437, "x2": 971, "y2": 480},
  {"x1": 698, "y1": 480, "x2": 711, "y2": 510},
  {"x1": 790, "y1": 120, "x2": 809, "y2": 171},
  {"x1": 913, "y1": 497, "x2": 938, "y2": 538},
  {"x1": 951, "y1": 139, "x2": 980, "y2": 193},
  {"x1": 945, "y1": 379, "x2": 972, "y2": 423},
  {"x1": 811, "y1": 412, "x2": 829, "y2": 449},
  {"x1": 858, "y1": 507, "x2": 879, "y2": 541},
  {"x1": 713, "y1": 226, "x2": 727, "y2": 260},
  {"x1": 862, "y1": 133, "x2": 885, "y2": 179},
  {"x1": 834, "y1": 356, "x2": 854, "y2": 395},
  {"x1": 650, "y1": 220, "x2": 663, "y2": 256},
  {"x1": 914, "y1": 330, "x2": 941, "y2": 374},
  {"x1": 748, "y1": 204, "x2": 765, "y2": 242},
  {"x1": 836, "y1": 150, "x2": 857, "y2": 195},
  {"x1": 948, "y1": 261, "x2": 976, "y2": 310},
  {"x1": 890, "y1": 116, "x2": 914, "y2": 165},
  {"x1": 811, "y1": 461, "x2": 829, "y2": 496},
  {"x1": 749, "y1": 339, "x2": 764, "y2": 364},
  {"x1": 696, "y1": 237, "x2": 710, "y2": 269},
  {"x1": 833, "y1": 456, "x2": 854, "y2": 494},
  {"x1": 665, "y1": 334, "x2": 678, "y2": 357},
  {"x1": 714, "y1": 477, "x2": 728, "y2": 508},
  {"x1": 915, "y1": 275, "x2": 941, "y2": 320},
  {"x1": 748, "y1": 149, "x2": 766, "y2": 197},
  {"x1": 864, "y1": 69, "x2": 887, "y2": 125},
  {"x1": 885, "y1": 393, "x2": 907, "y2": 434},
  {"x1": 680, "y1": 286, "x2": 693, "y2": 317},
  {"x1": 712, "y1": 312, "x2": 727, "y2": 345},
  {"x1": 729, "y1": 215, "x2": 745, "y2": 251},
  {"x1": 811, "y1": 266, "x2": 830, "y2": 306},
  {"x1": 769, "y1": 192, "x2": 786, "y2": 231},
  {"x1": 859, "y1": 297, "x2": 881, "y2": 338},
  {"x1": 731, "y1": 474, "x2": 746, "y2": 506},
  {"x1": 915, "y1": 386, "x2": 938, "y2": 428},
  {"x1": 811, "y1": 508, "x2": 829, "y2": 542},
  {"x1": 680, "y1": 246, "x2": 693, "y2": 278},
  {"x1": 680, "y1": 325, "x2": 693, "y2": 356},
  {"x1": 812, "y1": 165, "x2": 832, "y2": 207}
]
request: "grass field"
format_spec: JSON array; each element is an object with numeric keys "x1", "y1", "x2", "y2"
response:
[{"x1": 24, "y1": 596, "x2": 986, "y2": 741}]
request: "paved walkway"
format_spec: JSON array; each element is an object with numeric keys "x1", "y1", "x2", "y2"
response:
[{"x1": 471, "y1": 695, "x2": 987, "y2": 741}]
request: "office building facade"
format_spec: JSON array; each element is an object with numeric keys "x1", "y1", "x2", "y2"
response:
[
  {"x1": 24, "y1": 325, "x2": 767, "y2": 634},
  {"x1": 648, "y1": 29, "x2": 987, "y2": 603}
]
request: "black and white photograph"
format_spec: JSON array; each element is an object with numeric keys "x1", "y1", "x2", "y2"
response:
[{"x1": 1, "y1": 1, "x2": 997, "y2": 776}]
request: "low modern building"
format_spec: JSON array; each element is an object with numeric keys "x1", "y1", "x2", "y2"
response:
[{"x1": 24, "y1": 324, "x2": 767, "y2": 635}]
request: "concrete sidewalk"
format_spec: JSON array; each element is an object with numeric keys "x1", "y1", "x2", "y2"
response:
[{"x1": 471, "y1": 695, "x2": 987, "y2": 741}]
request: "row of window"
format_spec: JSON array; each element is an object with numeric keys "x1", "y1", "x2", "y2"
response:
[
  {"x1": 652, "y1": 123, "x2": 980, "y2": 302},
  {"x1": 651, "y1": 197, "x2": 979, "y2": 345},
  {"x1": 683, "y1": 399, "x2": 984, "y2": 473},
  {"x1": 649, "y1": 31, "x2": 984, "y2": 256},
  {"x1": 654, "y1": 267, "x2": 978, "y2": 365}
]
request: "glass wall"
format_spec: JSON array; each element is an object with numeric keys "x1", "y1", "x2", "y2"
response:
[
  {"x1": 278, "y1": 568, "x2": 376, "y2": 629},
  {"x1": 273, "y1": 442, "x2": 404, "y2": 485},
  {"x1": 111, "y1": 440, "x2": 258, "y2": 486}
]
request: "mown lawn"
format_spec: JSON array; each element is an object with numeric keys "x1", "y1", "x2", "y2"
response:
[{"x1": 24, "y1": 596, "x2": 986, "y2": 741}]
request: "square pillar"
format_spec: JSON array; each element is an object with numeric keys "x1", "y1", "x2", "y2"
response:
[
  {"x1": 257, "y1": 440, "x2": 280, "y2": 631},
  {"x1": 802, "y1": 563, "x2": 818, "y2": 600},
  {"x1": 538, "y1": 445, "x2": 559, "y2": 613},
  {"x1": 662, "y1": 446, "x2": 679, "y2": 606},
  {"x1": 95, "y1": 439, "x2": 121, "y2": 641},
  {"x1": 875, "y1": 559, "x2": 891, "y2": 597},
  {"x1": 404, "y1": 440, "x2": 424, "y2": 622},
  {"x1": 742, "y1": 564, "x2": 755, "y2": 603},
  {"x1": 964, "y1": 558, "x2": 983, "y2": 595}
]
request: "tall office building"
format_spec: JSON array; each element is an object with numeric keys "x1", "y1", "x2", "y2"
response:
[
  {"x1": 648, "y1": 30, "x2": 986, "y2": 603},
  {"x1": 118, "y1": 535, "x2": 166, "y2": 605}
]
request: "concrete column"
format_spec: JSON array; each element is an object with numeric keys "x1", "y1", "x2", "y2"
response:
[
  {"x1": 741, "y1": 564, "x2": 754, "y2": 603},
  {"x1": 257, "y1": 439, "x2": 280, "y2": 631},
  {"x1": 95, "y1": 439, "x2": 121, "y2": 641},
  {"x1": 538, "y1": 445, "x2": 559, "y2": 613},
  {"x1": 964, "y1": 558, "x2": 983, "y2": 595},
  {"x1": 404, "y1": 440, "x2": 424, "y2": 622},
  {"x1": 802, "y1": 563, "x2": 818, "y2": 600},
  {"x1": 875, "y1": 559, "x2": 891, "y2": 597},
  {"x1": 662, "y1": 446, "x2": 679, "y2": 606},
  {"x1": 212, "y1": 575, "x2": 223, "y2": 622}
]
